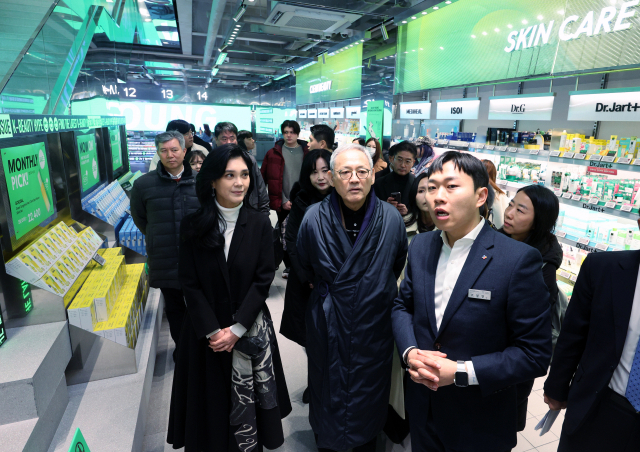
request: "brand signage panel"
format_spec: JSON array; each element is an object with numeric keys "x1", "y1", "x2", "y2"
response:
[
  {"x1": 568, "y1": 89, "x2": 640, "y2": 121},
  {"x1": 331, "y1": 107, "x2": 344, "y2": 118},
  {"x1": 399, "y1": 101, "x2": 431, "y2": 119},
  {"x1": 298, "y1": 110, "x2": 307, "y2": 118},
  {"x1": 488, "y1": 95, "x2": 555, "y2": 121},
  {"x1": 307, "y1": 109, "x2": 318, "y2": 118},
  {"x1": 345, "y1": 106, "x2": 361, "y2": 118},
  {"x1": 317, "y1": 108, "x2": 330, "y2": 118},
  {"x1": 437, "y1": 99, "x2": 480, "y2": 120}
]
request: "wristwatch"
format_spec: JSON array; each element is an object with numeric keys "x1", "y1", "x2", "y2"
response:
[{"x1": 454, "y1": 360, "x2": 469, "y2": 387}]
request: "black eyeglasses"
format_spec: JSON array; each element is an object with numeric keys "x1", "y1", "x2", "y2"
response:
[{"x1": 336, "y1": 169, "x2": 371, "y2": 180}]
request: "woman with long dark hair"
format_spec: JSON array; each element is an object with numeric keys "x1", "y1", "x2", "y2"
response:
[
  {"x1": 405, "y1": 172, "x2": 436, "y2": 236},
  {"x1": 168, "y1": 144, "x2": 291, "y2": 452},
  {"x1": 500, "y1": 184, "x2": 562, "y2": 432},
  {"x1": 365, "y1": 137, "x2": 388, "y2": 176}
]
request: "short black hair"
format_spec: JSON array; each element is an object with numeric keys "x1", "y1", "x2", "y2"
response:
[
  {"x1": 298, "y1": 149, "x2": 333, "y2": 195},
  {"x1": 515, "y1": 185, "x2": 560, "y2": 249},
  {"x1": 427, "y1": 151, "x2": 489, "y2": 191},
  {"x1": 190, "y1": 123, "x2": 196, "y2": 133},
  {"x1": 388, "y1": 141, "x2": 418, "y2": 159},
  {"x1": 310, "y1": 124, "x2": 335, "y2": 149},
  {"x1": 214, "y1": 122, "x2": 238, "y2": 138},
  {"x1": 166, "y1": 119, "x2": 190, "y2": 134},
  {"x1": 237, "y1": 130, "x2": 253, "y2": 150},
  {"x1": 281, "y1": 120, "x2": 300, "y2": 135},
  {"x1": 353, "y1": 138, "x2": 366, "y2": 146}
]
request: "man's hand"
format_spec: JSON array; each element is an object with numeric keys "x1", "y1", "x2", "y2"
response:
[
  {"x1": 543, "y1": 393, "x2": 567, "y2": 411},
  {"x1": 209, "y1": 328, "x2": 240, "y2": 352},
  {"x1": 282, "y1": 201, "x2": 292, "y2": 211},
  {"x1": 386, "y1": 198, "x2": 408, "y2": 216},
  {"x1": 407, "y1": 349, "x2": 447, "y2": 390}
]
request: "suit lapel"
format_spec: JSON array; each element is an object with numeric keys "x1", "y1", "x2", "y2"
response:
[
  {"x1": 437, "y1": 224, "x2": 494, "y2": 338},
  {"x1": 227, "y1": 207, "x2": 247, "y2": 268},
  {"x1": 612, "y1": 252, "x2": 640, "y2": 356},
  {"x1": 424, "y1": 233, "x2": 443, "y2": 337}
]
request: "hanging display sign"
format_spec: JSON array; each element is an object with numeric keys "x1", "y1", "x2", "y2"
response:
[
  {"x1": 317, "y1": 108, "x2": 330, "y2": 118},
  {"x1": 436, "y1": 98, "x2": 481, "y2": 120},
  {"x1": 399, "y1": 101, "x2": 431, "y2": 119},
  {"x1": 298, "y1": 110, "x2": 307, "y2": 118},
  {"x1": 331, "y1": 107, "x2": 344, "y2": 118},
  {"x1": 345, "y1": 106, "x2": 361, "y2": 119},
  {"x1": 0, "y1": 114, "x2": 125, "y2": 139},
  {"x1": 0, "y1": 142, "x2": 54, "y2": 240},
  {"x1": 488, "y1": 94, "x2": 555, "y2": 120},
  {"x1": 110, "y1": 127, "x2": 123, "y2": 171},
  {"x1": 567, "y1": 88, "x2": 640, "y2": 121},
  {"x1": 307, "y1": 109, "x2": 318, "y2": 118},
  {"x1": 366, "y1": 100, "x2": 385, "y2": 140},
  {"x1": 76, "y1": 134, "x2": 100, "y2": 194}
]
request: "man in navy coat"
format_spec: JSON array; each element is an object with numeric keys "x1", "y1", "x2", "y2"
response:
[{"x1": 391, "y1": 151, "x2": 552, "y2": 452}]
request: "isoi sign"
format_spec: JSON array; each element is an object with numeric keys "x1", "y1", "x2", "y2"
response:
[
  {"x1": 436, "y1": 99, "x2": 480, "y2": 120},
  {"x1": 505, "y1": 0, "x2": 639, "y2": 53}
]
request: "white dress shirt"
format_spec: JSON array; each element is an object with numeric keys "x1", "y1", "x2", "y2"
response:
[
  {"x1": 404, "y1": 218, "x2": 485, "y2": 385},
  {"x1": 609, "y1": 266, "x2": 640, "y2": 397},
  {"x1": 207, "y1": 201, "x2": 247, "y2": 340},
  {"x1": 167, "y1": 165, "x2": 184, "y2": 180}
]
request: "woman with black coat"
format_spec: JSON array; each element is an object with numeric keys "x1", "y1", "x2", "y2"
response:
[
  {"x1": 499, "y1": 184, "x2": 563, "y2": 432},
  {"x1": 167, "y1": 144, "x2": 291, "y2": 452},
  {"x1": 280, "y1": 149, "x2": 333, "y2": 349}
]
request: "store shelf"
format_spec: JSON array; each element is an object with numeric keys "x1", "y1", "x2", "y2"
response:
[
  {"x1": 556, "y1": 194, "x2": 640, "y2": 220},
  {"x1": 554, "y1": 231, "x2": 617, "y2": 254},
  {"x1": 556, "y1": 269, "x2": 577, "y2": 286},
  {"x1": 548, "y1": 154, "x2": 640, "y2": 173}
]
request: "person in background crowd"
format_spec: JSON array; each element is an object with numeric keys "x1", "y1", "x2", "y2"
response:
[
  {"x1": 308, "y1": 124, "x2": 335, "y2": 152},
  {"x1": 375, "y1": 141, "x2": 417, "y2": 217},
  {"x1": 499, "y1": 184, "x2": 562, "y2": 431},
  {"x1": 280, "y1": 149, "x2": 333, "y2": 404},
  {"x1": 213, "y1": 122, "x2": 269, "y2": 215},
  {"x1": 483, "y1": 160, "x2": 509, "y2": 229},
  {"x1": 297, "y1": 144, "x2": 408, "y2": 452},
  {"x1": 405, "y1": 173, "x2": 436, "y2": 237},
  {"x1": 413, "y1": 140, "x2": 435, "y2": 176},
  {"x1": 168, "y1": 144, "x2": 291, "y2": 452},
  {"x1": 261, "y1": 120, "x2": 309, "y2": 278},
  {"x1": 191, "y1": 123, "x2": 213, "y2": 153},
  {"x1": 366, "y1": 137, "x2": 389, "y2": 177},
  {"x1": 392, "y1": 151, "x2": 551, "y2": 452},
  {"x1": 131, "y1": 131, "x2": 200, "y2": 359},
  {"x1": 149, "y1": 120, "x2": 209, "y2": 171},
  {"x1": 543, "y1": 215, "x2": 640, "y2": 451},
  {"x1": 201, "y1": 123, "x2": 213, "y2": 144},
  {"x1": 353, "y1": 137, "x2": 366, "y2": 146},
  {"x1": 237, "y1": 130, "x2": 255, "y2": 154},
  {"x1": 188, "y1": 150, "x2": 206, "y2": 173}
]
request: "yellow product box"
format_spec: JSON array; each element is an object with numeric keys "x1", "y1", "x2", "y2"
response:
[
  {"x1": 71, "y1": 242, "x2": 89, "y2": 263},
  {"x1": 32, "y1": 241, "x2": 56, "y2": 267},
  {"x1": 39, "y1": 273, "x2": 65, "y2": 295},
  {"x1": 61, "y1": 248, "x2": 82, "y2": 272},
  {"x1": 74, "y1": 238, "x2": 92, "y2": 259},
  {"x1": 42, "y1": 234, "x2": 63, "y2": 255},
  {"x1": 63, "y1": 262, "x2": 94, "y2": 309},
  {"x1": 102, "y1": 247, "x2": 123, "y2": 257},
  {"x1": 93, "y1": 278, "x2": 115, "y2": 322},
  {"x1": 47, "y1": 266, "x2": 71, "y2": 289},
  {"x1": 93, "y1": 321, "x2": 108, "y2": 338},
  {"x1": 54, "y1": 222, "x2": 75, "y2": 243},
  {"x1": 17, "y1": 250, "x2": 47, "y2": 275},
  {"x1": 49, "y1": 228, "x2": 71, "y2": 250}
]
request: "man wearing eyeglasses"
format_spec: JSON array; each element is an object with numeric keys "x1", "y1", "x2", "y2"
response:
[
  {"x1": 149, "y1": 120, "x2": 209, "y2": 171},
  {"x1": 375, "y1": 141, "x2": 418, "y2": 217},
  {"x1": 297, "y1": 144, "x2": 408, "y2": 452}
]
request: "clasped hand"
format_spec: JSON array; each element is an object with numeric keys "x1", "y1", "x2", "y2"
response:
[
  {"x1": 407, "y1": 349, "x2": 458, "y2": 391},
  {"x1": 209, "y1": 328, "x2": 239, "y2": 352}
]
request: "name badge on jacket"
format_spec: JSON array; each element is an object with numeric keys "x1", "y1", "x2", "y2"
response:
[{"x1": 468, "y1": 289, "x2": 491, "y2": 300}]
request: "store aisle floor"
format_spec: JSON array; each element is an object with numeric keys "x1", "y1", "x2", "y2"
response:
[{"x1": 141, "y1": 271, "x2": 561, "y2": 452}]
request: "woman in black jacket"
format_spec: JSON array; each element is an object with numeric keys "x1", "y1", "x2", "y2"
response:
[
  {"x1": 279, "y1": 149, "x2": 332, "y2": 400},
  {"x1": 499, "y1": 184, "x2": 563, "y2": 432},
  {"x1": 168, "y1": 144, "x2": 291, "y2": 452}
]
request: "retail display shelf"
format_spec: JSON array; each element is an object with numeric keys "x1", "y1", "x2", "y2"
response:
[
  {"x1": 554, "y1": 231, "x2": 617, "y2": 254},
  {"x1": 548, "y1": 154, "x2": 640, "y2": 172},
  {"x1": 556, "y1": 269, "x2": 578, "y2": 287},
  {"x1": 556, "y1": 194, "x2": 640, "y2": 220}
]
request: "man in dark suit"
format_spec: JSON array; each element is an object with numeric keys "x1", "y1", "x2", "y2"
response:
[
  {"x1": 543, "y1": 238, "x2": 640, "y2": 451},
  {"x1": 391, "y1": 151, "x2": 552, "y2": 452}
]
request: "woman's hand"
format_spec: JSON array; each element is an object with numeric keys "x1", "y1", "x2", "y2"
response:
[{"x1": 209, "y1": 328, "x2": 240, "y2": 352}]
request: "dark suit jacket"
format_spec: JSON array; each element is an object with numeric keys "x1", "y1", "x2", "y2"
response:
[
  {"x1": 544, "y1": 250, "x2": 640, "y2": 435},
  {"x1": 392, "y1": 223, "x2": 552, "y2": 452},
  {"x1": 178, "y1": 207, "x2": 275, "y2": 337}
]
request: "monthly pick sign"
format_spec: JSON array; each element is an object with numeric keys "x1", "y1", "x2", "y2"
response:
[
  {"x1": 76, "y1": 134, "x2": 99, "y2": 193},
  {"x1": 567, "y1": 88, "x2": 640, "y2": 121}
]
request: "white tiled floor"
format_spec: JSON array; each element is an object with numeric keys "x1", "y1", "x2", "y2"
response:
[{"x1": 142, "y1": 271, "x2": 562, "y2": 452}]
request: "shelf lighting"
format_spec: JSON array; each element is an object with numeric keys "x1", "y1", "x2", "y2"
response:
[
  {"x1": 211, "y1": 68, "x2": 219, "y2": 76},
  {"x1": 215, "y1": 52, "x2": 227, "y2": 65}
]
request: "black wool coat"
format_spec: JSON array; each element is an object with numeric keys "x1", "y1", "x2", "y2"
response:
[{"x1": 167, "y1": 207, "x2": 292, "y2": 452}]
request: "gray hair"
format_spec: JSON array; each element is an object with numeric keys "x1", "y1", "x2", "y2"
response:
[
  {"x1": 155, "y1": 130, "x2": 185, "y2": 152},
  {"x1": 330, "y1": 143, "x2": 374, "y2": 172}
]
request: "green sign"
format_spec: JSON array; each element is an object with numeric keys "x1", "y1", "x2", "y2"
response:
[
  {"x1": 396, "y1": 0, "x2": 640, "y2": 93},
  {"x1": 110, "y1": 127, "x2": 123, "y2": 171},
  {"x1": 1, "y1": 142, "x2": 54, "y2": 240},
  {"x1": 365, "y1": 101, "x2": 384, "y2": 141},
  {"x1": 254, "y1": 107, "x2": 297, "y2": 135},
  {"x1": 68, "y1": 428, "x2": 91, "y2": 452},
  {"x1": 76, "y1": 134, "x2": 99, "y2": 193},
  {"x1": 296, "y1": 45, "x2": 363, "y2": 104}
]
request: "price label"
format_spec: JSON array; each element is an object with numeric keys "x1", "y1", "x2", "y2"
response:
[
  {"x1": 508, "y1": 147, "x2": 518, "y2": 153},
  {"x1": 589, "y1": 197, "x2": 599, "y2": 205},
  {"x1": 578, "y1": 237, "x2": 590, "y2": 245},
  {"x1": 496, "y1": 146, "x2": 507, "y2": 152},
  {"x1": 571, "y1": 194, "x2": 582, "y2": 201},
  {"x1": 560, "y1": 271, "x2": 571, "y2": 279},
  {"x1": 563, "y1": 152, "x2": 575, "y2": 158},
  {"x1": 569, "y1": 274, "x2": 578, "y2": 283},
  {"x1": 550, "y1": 150, "x2": 561, "y2": 157},
  {"x1": 595, "y1": 243, "x2": 609, "y2": 251},
  {"x1": 602, "y1": 156, "x2": 615, "y2": 163},
  {"x1": 529, "y1": 149, "x2": 540, "y2": 155},
  {"x1": 474, "y1": 144, "x2": 485, "y2": 150},
  {"x1": 573, "y1": 154, "x2": 587, "y2": 160},
  {"x1": 618, "y1": 157, "x2": 632, "y2": 164},
  {"x1": 555, "y1": 231, "x2": 567, "y2": 238},
  {"x1": 633, "y1": 159, "x2": 640, "y2": 166},
  {"x1": 605, "y1": 201, "x2": 616, "y2": 209},
  {"x1": 621, "y1": 204, "x2": 633, "y2": 212},
  {"x1": 562, "y1": 192, "x2": 573, "y2": 199},
  {"x1": 553, "y1": 188, "x2": 562, "y2": 196},
  {"x1": 588, "y1": 155, "x2": 602, "y2": 161},
  {"x1": 485, "y1": 145, "x2": 495, "y2": 150},
  {"x1": 438, "y1": 139, "x2": 449, "y2": 145}
]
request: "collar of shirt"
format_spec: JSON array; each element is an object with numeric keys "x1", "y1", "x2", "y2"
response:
[
  {"x1": 440, "y1": 217, "x2": 485, "y2": 252},
  {"x1": 167, "y1": 165, "x2": 185, "y2": 180}
]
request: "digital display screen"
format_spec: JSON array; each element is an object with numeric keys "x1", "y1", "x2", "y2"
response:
[
  {"x1": 296, "y1": 45, "x2": 363, "y2": 104},
  {"x1": 100, "y1": 82, "x2": 215, "y2": 103},
  {"x1": 396, "y1": 0, "x2": 640, "y2": 93},
  {"x1": 254, "y1": 108, "x2": 297, "y2": 135},
  {"x1": 109, "y1": 127, "x2": 123, "y2": 172},
  {"x1": 76, "y1": 132, "x2": 101, "y2": 195},
  {"x1": 0, "y1": 141, "x2": 56, "y2": 241}
]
